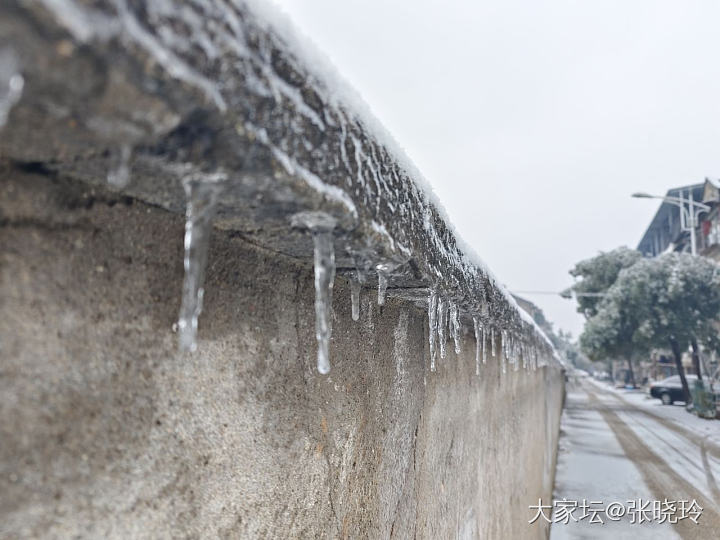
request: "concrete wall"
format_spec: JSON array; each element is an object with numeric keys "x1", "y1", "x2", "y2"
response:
[{"x1": 0, "y1": 167, "x2": 564, "y2": 539}]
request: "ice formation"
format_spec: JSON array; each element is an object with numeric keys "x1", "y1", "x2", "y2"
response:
[
  {"x1": 437, "y1": 297, "x2": 447, "y2": 360},
  {"x1": 0, "y1": 48, "x2": 23, "y2": 128},
  {"x1": 177, "y1": 172, "x2": 227, "y2": 352},
  {"x1": 482, "y1": 326, "x2": 487, "y2": 365},
  {"x1": 428, "y1": 288, "x2": 439, "y2": 372},
  {"x1": 291, "y1": 211, "x2": 338, "y2": 374},
  {"x1": 376, "y1": 269, "x2": 388, "y2": 306},
  {"x1": 311, "y1": 230, "x2": 335, "y2": 374},
  {"x1": 350, "y1": 275, "x2": 361, "y2": 322},
  {"x1": 450, "y1": 303, "x2": 461, "y2": 355},
  {"x1": 21, "y1": 0, "x2": 561, "y2": 374},
  {"x1": 490, "y1": 327, "x2": 496, "y2": 359},
  {"x1": 375, "y1": 261, "x2": 403, "y2": 306},
  {"x1": 473, "y1": 317, "x2": 482, "y2": 376},
  {"x1": 107, "y1": 145, "x2": 132, "y2": 188},
  {"x1": 500, "y1": 330, "x2": 507, "y2": 374}
]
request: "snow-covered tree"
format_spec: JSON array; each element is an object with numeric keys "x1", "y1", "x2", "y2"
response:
[
  {"x1": 581, "y1": 253, "x2": 720, "y2": 401},
  {"x1": 568, "y1": 247, "x2": 642, "y2": 319}
]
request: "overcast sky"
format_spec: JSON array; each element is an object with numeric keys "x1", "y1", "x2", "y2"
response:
[{"x1": 270, "y1": 0, "x2": 720, "y2": 338}]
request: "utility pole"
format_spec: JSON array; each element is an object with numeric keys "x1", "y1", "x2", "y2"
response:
[{"x1": 689, "y1": 189, "x2": 698, "y2": 256}]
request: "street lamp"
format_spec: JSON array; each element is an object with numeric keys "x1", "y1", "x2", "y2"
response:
[{"x1": 631, "y1": 191, "x2": 710, "y2": 256}]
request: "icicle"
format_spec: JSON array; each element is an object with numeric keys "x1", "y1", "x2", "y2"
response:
[
  {"x1": 0, "y1": 48, "x2": 23, "y2": 129},
  {"x1": 530, "y1": 346, "x2": 535, "y2": 370},
  {"x1": 450, "y1": 303, "x2": 461, "y2": 355},
  {"x1": 311, "y1": 230, "x2": 336, "y2": 374},
  {"x1": 351, "y1": 252, "x2": 372, "y2": 286},
  {"x1": 291, "y1": 212, "x2": 338, "y2": 374},
  {"x1": 490, "y1": 327, "x2": 496, "y2": 358},
  {"x1": 526, "y1": 345, "x2": 531, "y2": 370},
  {"x1": 377, "y1": 270, "x2": 388, "y2": 305},
  {"x1": 375, "y1": 261, "x2": 403, "y2": 306},
  {"x1": 177, "y1": 173, "x2": 226, "y2": 352},
  {"x1": 437, "y1": 298, "x2": 447, "y2": 359},
  {"x1": 500, "y1": 330, "x2": 508, "y2": 360},
  {"x1": 500, "y1": 330, "x2": 507, "y2": 374},
  {"x1": 350, "y1": 275, "x2": 361, "y2": 321},
  {"x1": 473, "y1": 317, "x2": 482, "y2": 376},
  {"x1": 482, "y1": 326, "x2": 487, "y2": 364},
  {"x1": 428, "y1": 288, "x2": 439, "y2": 372},
  {"x1": 107, "y1": 145, "x2": 132, "y2": 188}
]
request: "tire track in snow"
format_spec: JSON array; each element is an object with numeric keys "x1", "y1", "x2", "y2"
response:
[
  {"x1": 596, "y1": 386, "x2": 720, "y2": 460},
  {"x1": 585, "y1": 388, "x2": 720, "y2": 540},
  {"x1": 594, "y1": 384, "x2": 720, "y2": 503}
]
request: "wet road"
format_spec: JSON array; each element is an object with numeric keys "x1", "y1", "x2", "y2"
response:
[{"x1": 550, "y1": 379, "x2": 720, "y2": 540}]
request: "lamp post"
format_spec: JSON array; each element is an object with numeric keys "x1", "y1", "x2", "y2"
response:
[{"x1": 632, "y1": 191, "x2": 710, "y2": 256}]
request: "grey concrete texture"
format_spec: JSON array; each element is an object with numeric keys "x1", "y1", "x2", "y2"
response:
[{"x1": 0, "y1": 167, "x2": 564, "y2": 538}]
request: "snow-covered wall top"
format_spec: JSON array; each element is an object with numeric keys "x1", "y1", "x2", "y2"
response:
[{"x1": 0, "y1": 0, "x2": 558, "y2": 364}]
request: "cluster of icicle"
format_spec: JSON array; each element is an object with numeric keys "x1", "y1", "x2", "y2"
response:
[
  {"x1": 290, "y1": 211, "x2": 400, "y2": 374},
  {"x1": 427, "y1": 289, "x2": 542, "y2": 376},
  {"x1": 101, "y1": 165, "x2": 546, "y2": 375},
  {"x1": 169, "y1": 176, "x2": 546, "y2": 375}
]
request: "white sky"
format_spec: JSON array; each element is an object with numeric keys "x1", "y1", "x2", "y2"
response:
[{"x1": 270, "y1": 0, "x2": 720, "y2": 339}]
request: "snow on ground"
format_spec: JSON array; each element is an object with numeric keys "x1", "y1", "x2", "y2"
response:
[
  {"x1": 551, "y1": 385, "x2": 680, "y2": 540},
  {"x1": 587, "y1": 378, "x2": 720, "y2": 448}
]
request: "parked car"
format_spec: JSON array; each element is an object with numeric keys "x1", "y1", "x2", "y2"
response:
[{"x1": 648, "y1": 375, "x2": 698, "y2": 405}]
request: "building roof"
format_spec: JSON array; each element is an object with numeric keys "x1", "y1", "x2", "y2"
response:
[{"x1": 636, "y1": 183, "x2": 704, "y2": 256}]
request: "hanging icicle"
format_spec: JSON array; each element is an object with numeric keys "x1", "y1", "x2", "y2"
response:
[
  {"x1": 490, "y1": 327, "x2": 496, "y2": 359},
  {"x1": 311, "y1": 230, "x2": 335, "y2": 374},
  {"x1": 0, "y1": 48, "x2": 24, "y2": 129},
  {"x1": 473, "y1": 317, "x2": 482, "y2": 376},
  {"x1": 500, "y1": 329, "x2": 507, "y2": 374},
  {"x1": 350, "y1": 273, "x2": 361, "y2": 321},
  {"x1": 482, "y1": 325, "x2": 487, "y2": 365},
  {"x1": 291, "y1": 212, "x2": 338, "y2": 374},
  {"x1": 450, "y1": 303, "x2": 461, "y2": 355},
  {"x1": 428, "y1": 288, "x2": 439, "y2": 372},
  {"x1": 177, "y1": 172, "x2": 226, "y2": 352},
  {"x1": 107, "y1": 145, "x2": 132, "y2": 188},
  {"x1": 437, "y1": 297, "x2": 448, "y2": 359},
  {"x1": 377, "y1": 270, "x2": 388, "y2": 305},
  {"x1": 375, "y1": 260, "x2": 398, "y2": 306}
]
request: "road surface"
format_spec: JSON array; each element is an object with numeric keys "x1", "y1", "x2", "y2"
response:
[{"x1": 550, "y1": 378, "x2": 720, "y2": 540}]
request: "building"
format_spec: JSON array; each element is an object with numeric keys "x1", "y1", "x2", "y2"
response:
[
  {"x1": 637, "y1": 179, "x2": 720, "y2": 260},
  {"x1": 635, "y1": 180, "x2": 720, "y2": 381},
  {"x1": 637, "y1": 183, "x2": 703, "y2": 257}
]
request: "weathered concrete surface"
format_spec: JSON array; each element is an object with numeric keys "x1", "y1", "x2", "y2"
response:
[{"x1": 1, "y1": 168, "x2": 564, "y2": 538}]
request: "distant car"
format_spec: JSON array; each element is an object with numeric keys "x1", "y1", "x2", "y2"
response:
[{"x1": 649, "y1": 375, "x2": 698, "y2": 405}]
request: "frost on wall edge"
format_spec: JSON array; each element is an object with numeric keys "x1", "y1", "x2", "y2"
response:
[{"x1": 0, "y1": 0, "x2": 560, "y2": 373}]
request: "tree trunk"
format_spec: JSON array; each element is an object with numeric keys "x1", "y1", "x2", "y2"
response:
[
  {"x1": 626, "y1": 357, "x2": 636, "y2": 388},
  {"x1": 669, "y1": 336, "x2": 692, "y2": 404},
  {"x1": 691, "y1": 337, "x2": 703, "y2": 383}
]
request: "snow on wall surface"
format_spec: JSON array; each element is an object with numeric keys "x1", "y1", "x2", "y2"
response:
[{"x1": 0, "y1": 0, "x2": 558, "y2": 367}]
